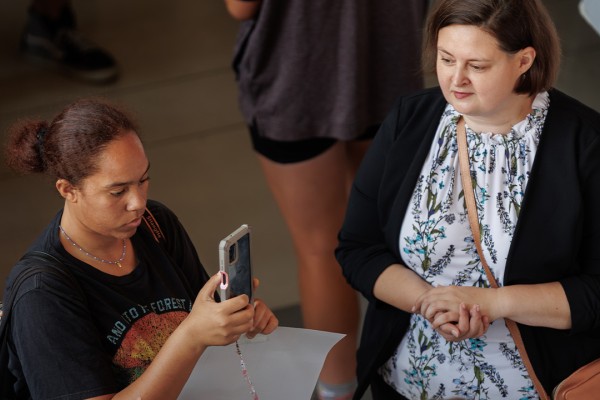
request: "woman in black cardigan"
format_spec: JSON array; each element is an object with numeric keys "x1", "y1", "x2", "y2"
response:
[{"x1": 336, "y1": 0, "x2": 600, "y2": 399}]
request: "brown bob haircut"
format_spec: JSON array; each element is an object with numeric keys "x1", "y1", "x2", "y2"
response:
[{"x1": 423, "y1": 0, "x2": 561, "y2": 95}]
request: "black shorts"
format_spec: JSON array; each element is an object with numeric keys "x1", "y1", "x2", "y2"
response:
[{"x1": 249, "y1": 123, "x2": 379, "y2": 164}]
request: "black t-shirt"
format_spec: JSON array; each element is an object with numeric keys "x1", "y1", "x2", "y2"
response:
[{"x1": 5, "y1": 200, "x2": 209, "y2": 399}]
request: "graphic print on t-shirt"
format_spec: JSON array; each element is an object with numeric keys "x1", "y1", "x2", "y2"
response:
[{"x1": 107, "y1": 297, "x2": 191, "y2": 384}]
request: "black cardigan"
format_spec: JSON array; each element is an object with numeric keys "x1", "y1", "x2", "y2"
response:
[{"x1": 336, "y1": 87, "x2": 600, "y2": 398}]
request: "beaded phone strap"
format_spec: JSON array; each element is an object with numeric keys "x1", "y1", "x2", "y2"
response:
[
  {"x1": 456, "y1": 117, "x2": 549, "y2": 400},
  {"x1": 236, "y1": 340, "x2": 259, "y2": 400}
]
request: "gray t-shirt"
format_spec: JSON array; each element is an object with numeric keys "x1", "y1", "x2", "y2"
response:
[{"x1": 233, "y1": 0, "x2": 428, "y2": 141}]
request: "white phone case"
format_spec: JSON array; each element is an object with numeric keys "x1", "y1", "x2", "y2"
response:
[{"x1": 218, "y1": 224, "x2": 253, "y2": 302}]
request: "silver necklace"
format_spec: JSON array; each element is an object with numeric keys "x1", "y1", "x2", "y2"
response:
[{"x1": 59, "y1": 225, "x2": 126, "y2": 268}]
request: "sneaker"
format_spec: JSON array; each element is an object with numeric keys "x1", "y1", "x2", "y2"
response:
[{"x1": 20, "y1": 7, "x2": 119, "y2": 84}]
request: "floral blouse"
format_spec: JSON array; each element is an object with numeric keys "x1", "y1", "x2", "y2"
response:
[{"x1": 379, "y1": 92, "x2": 550, "y2": 400}]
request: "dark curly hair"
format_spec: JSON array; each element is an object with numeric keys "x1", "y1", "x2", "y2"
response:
[{"x1": 5, "y1": 98, "x2": 139, "y2": 186}]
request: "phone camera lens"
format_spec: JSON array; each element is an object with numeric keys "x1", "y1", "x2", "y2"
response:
[{"x1": 229, "y1": 244, "x2": 237, "y2": 263}]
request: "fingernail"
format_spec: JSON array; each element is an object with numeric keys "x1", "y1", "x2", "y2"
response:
[
  {"x1": 453, "y1": 330, "x2": 459, "y2": 338},
  {"x1": 411, "y1": 305, "x2": 416, "y2": 313}
]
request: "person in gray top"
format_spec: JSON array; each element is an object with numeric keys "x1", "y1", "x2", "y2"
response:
[{"x1": 224, "y1": 1, "x2": 428, "y2": 399}]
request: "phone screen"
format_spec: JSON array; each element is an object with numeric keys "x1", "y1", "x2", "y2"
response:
[{"x1": 219, "y1": 225, "x2": 253, "y2": 302}]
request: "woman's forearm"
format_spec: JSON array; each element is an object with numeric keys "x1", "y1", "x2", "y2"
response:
[
  {"x1": 373, "y1": 263, "x2": 432, "y2": 312},
  {"x1": 495, "y1": 282, "x2": 571, "y2": 329},
  {"x1": 102, "y1": 318, "x2": 207, "y2": 400}
]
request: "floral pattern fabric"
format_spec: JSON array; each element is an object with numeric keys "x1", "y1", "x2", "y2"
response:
[{"x1": 380, "y1": 92, "x2": 549, "y2": 399}]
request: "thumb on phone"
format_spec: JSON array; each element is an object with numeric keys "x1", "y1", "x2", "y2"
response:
[{"x1": 197, "y1": 272, "x2": 223, "y2": 302}]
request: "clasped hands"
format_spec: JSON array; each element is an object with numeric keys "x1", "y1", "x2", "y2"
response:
[{"x1": 411, "y1": 285, "x2": 495, "y2": 342}]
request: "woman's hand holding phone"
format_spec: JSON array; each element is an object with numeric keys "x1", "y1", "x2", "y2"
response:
[
  {"x1": 220, "y1": 274, "x2": 278, "y2": 339},
  {"x1": 188, "y1": 272, "x2": 278, "y2": 346},
  {"x1": 246, "y1": 277, "x2": 279, "y2": 338},
  {"x1": 246, "y1": 298, "x2": 278, "y2": 339},
  {"x1": 188, "y1": 272, "x2": 254, "y2": 346}
]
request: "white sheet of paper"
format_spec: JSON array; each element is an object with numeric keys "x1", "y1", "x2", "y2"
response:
[
  {"x1": 581, "y1": 0, "x2": 600, "y2": 35},
  {"x1": 178, "y1": 327, "x2": 345, "y2": 400}
]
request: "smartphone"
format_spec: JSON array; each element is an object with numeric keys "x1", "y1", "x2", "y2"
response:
[{"x1": 218, "y1": 224, "x2": 253, "y2": 302}]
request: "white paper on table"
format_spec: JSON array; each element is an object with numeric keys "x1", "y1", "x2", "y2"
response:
[
  {"x1": 178, "y1": 327, "x2": 345, "y2": 400},
  {"x1": 581, "y1": 0, "x2": 600, "y2": 36}
]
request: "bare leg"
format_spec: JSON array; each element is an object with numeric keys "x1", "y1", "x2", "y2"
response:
[
  {"x1": 257, "y1": 139, "x2": 371, "y2": 386},
  {"x1": 344, "y1": 140, "x2": 371, "y2": 188}
]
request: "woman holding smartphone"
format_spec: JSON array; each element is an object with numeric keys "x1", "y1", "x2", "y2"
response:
[{"x1": 2, "y1": 98, "x2": 279, "y2": 399}]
